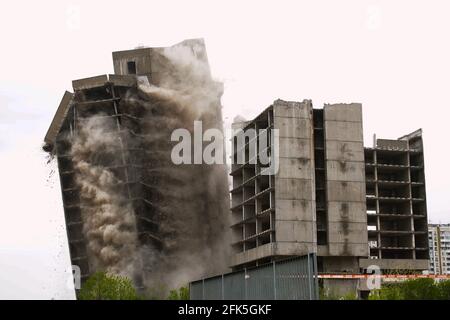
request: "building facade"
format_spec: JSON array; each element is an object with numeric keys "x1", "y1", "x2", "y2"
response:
[
  {"x1": 230, "y1": 99, "x2": 429, "y2": 295},
  {"x1": 429, "y1": 224, "x2": 450, "y2": 275}
]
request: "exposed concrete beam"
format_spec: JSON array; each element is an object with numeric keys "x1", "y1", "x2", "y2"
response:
[{"x1": 44, "y1": 90, "x2": 73, "y2": 147}]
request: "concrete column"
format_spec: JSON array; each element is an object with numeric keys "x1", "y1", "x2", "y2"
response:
[
  {"x1": 323, "y1": 103, "x2": 368, "y2": 258},
  {"x1": 273, "y1": 99, "x2": 317, "y2": 255}
]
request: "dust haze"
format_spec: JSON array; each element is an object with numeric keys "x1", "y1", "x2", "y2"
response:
[{"x1": 62, "y1": 42, "x2": 230, "y2": 296}]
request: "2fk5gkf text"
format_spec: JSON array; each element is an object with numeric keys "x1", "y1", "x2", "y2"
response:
[{"x1": 178, "y1": 304, "x2": 272, "y2": 318}]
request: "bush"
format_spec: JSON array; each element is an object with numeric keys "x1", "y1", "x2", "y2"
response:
[
  {"x1": 369, "y1": 279, "x2": 450, "y2": 300},
  {"x1": 369, "y1": 283, "x2": 403, "y2": 300},
  {"x1": 319, "y1": 287, "x2": 358, "y2": 300},
  {"x1": 401, "y1": 278, "x2": 437, "y2": 300},
  {"x1": 437, "y1": 280, "x2": 450, "y2": 299},
  {"x1": 167, "y1": 286, "x2": 190, "y2": 300},
  {"x1": 143, "y1": 283, "x2": 169, "y2": 300},
  {"x1": 77, "y1": 271, "x2": 140, "y2": 300}
]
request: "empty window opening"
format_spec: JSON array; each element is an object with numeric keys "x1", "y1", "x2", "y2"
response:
[{"x1": 127, "y1": 61, "x2": 137, "y2": 74}]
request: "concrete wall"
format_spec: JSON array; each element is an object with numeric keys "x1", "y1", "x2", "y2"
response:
[
  {"x1": 273, "y1": 99, "x2": 316, "y2": 255},
  {"x1": 112, "y1": 39, "x2": 211, "y2": 86},
  {"x1": 359, "y1": 258, "x2": 429, "y2": 270},
  {"x1": 112, "y1": 48, "x2": 152, "y2": 76},
  {"x1": 44, "y1": 91, "x2": 73, "y2": 146},
  {"x1": 322, "y1": 256, "x2": 360, "y2": 298},
  {"x1": 231, "y1": 242, "x2": 317, "y2": 266},
  {"x1": 323, "y1": 103, "x2": 368, "y2": 257},
  {"x1": 377, "y1": 139, "x2": 408, "y2": 149},
  {"x1": 72, "y1": 75, "x2": 108, "y2": 91}
]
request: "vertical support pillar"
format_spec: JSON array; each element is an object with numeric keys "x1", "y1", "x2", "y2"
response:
[
  {"x1": 244, "y1": 268, "x2": 248, "y2": 300},
  {"x1": 406, "y1": 141, "x2": 416, "y2": 259},
  {"x1": 110, "y1": 83, "x2": 132, "y2": 200},
  {"x1": 307, "y1": 254, "x2": 312, "y2": 300},
  {"x1": 202, "y1": 279, "x2": 205, "y2": 300},
  {"x1": 374, "y1": 149, "x2": 381, "y2": 259},
  {"x1": 312, "y1": 253, "x2": 319, "y2": 300},
  {"x1": 272, "y1": 261, "x2": 277, "y2": 300},
  {"x1": 221, "y1": 275, "x2": 225, "y2": 300}
]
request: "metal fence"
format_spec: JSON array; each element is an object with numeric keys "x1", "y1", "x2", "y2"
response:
[{"x1": 190, "y1": 253, "x2": 318, "y2": 300}]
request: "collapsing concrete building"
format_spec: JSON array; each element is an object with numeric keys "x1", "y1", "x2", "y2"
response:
[
  {"x1": 45, "y1": 38, "x2": 429, "y2": 298},
  {"x1": 44, "y1": 39, "x2": 230, "y2": 292},
  {"x1": 230, "y1": 100, "x2": 428, "y2": 297}
]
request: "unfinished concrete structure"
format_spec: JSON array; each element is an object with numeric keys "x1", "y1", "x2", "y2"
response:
[
  {"x1": 361, "y1": 129, "x2": 429, "y2": 270},
  {"x1": 44, "y1": 39, "x2": 230, "y2": 290},
  {"x1": 230, "y1": 100, "x2": 429, "y2": 296}
]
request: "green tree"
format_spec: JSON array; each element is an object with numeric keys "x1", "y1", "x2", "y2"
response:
[
  {"x1": 77, "y1": 271, "x2": 140, "y2": 300},
  {"x1": 167, "y1": 286, "x2": 190, "y2": 300}
]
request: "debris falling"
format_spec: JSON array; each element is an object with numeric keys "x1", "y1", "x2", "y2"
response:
[{"x1": 55, "y1": 41, "x2": 231, "y2": 295}]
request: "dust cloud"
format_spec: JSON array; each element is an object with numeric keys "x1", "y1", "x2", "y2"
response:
[{"x1": 66, "y1": 42, "x2": 230, "y2": 296}]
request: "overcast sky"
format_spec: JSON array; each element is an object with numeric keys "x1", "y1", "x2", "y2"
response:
[{"x1": 0, "y1": 0, "x2": 449, "y2": 299}]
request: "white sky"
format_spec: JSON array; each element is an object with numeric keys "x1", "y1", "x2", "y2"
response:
[{"x1": 0, "y1": 0, "x2": 449, "y2": 299}]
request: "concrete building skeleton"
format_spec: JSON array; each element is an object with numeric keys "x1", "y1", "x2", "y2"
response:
[{"x1": 230, "y1": 100, "x2": 429, "y2": 295}]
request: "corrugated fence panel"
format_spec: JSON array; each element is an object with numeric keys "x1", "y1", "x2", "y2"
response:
[
  {"x1": 246, "y1": 264, "x2": 275, "y2": 300},
  {"x1": 276, "y1": 256, "x2": 310, "y2": 300},
  {"x1": 223, "y1": 271, "x2": 245, "y2": 300},
  {"x1": 203, "y1": 276, "x2": 223, "y2": 300},
  {"x1": 190, "y1": 253, "x2": 318, "y2": 300},
  {"x1": 190, "y1": 281, "x2": 204, "y2": 300}
]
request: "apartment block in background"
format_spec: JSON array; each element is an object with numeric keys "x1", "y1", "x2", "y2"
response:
[{"x1": 429, "y1": 224, "x2": 450, "y2": 275}]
